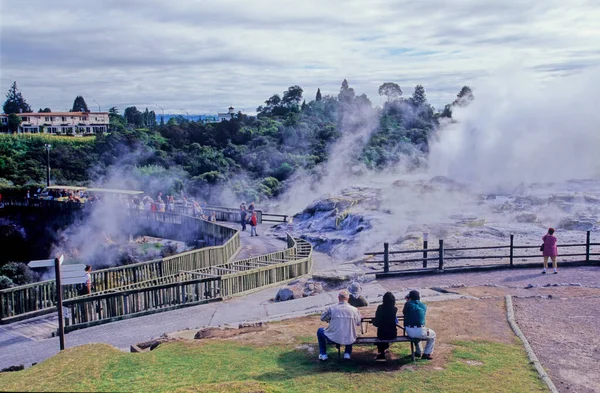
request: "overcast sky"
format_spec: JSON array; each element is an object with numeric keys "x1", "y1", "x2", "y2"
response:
[{"x1": 1, "y1": 0, "x2": 599, "y2": 114}]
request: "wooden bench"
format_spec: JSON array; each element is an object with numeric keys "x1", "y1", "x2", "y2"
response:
[{"x1": 328, "y1": 317, "x2": 422, "y2": 362}]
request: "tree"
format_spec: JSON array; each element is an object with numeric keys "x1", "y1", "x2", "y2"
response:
[
  {"x1": 38, "y1": 108, "x2": 52, "y2": 113},
  {"x1": 282, "y1": 85, "x2": 303, "y2": 108},
  {"x1": 71, "y1": 95, "x2": 90, "y2": 112},
  {"x1": 315, "y1": 88, "x2": 322, "y2": 101},
  {"x1": 410, "y1": 85, "x2": 427, "y2": 107},
  {"x1": 7, "y1": 113, "x2": 21, "y2": 133},
  {"x1": 453, "y1": 86, "x2": 474, "y2": 107},
  {"x1": 338, "y1": 79, "x2": 355, "y2": 102},
  {"x1": 378, "y1": 82, "x2": 403, "y2": 102},
  {"x1": 3, "y1": 81, "x2": 32, "y2": 114}
]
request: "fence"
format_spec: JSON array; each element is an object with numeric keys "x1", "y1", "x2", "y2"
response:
[
  {"x1": 0, "y1": 211, "x2": 239, "y2": 323},
  {"x1": 365, "y1": 231, "x2": 600, "y2": 275},
  {"x1": 62, "y1": 234, "x2": 312, "y2": 332}
]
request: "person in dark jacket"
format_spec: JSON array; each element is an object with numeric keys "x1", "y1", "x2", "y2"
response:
[
  {"x1": 240, "y1": 203, "x2": 247, "y2": 231},
  {"x1": 373, "y1": 291, "x2": 398, "y2": 359},
  {"x1": 347, "y1": 282, "x2": 368, "y2": 307}
]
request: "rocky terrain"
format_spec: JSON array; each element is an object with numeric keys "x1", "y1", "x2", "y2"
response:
[{"x1": 272, "y1": 176, "x2": 600, "y2": 267}]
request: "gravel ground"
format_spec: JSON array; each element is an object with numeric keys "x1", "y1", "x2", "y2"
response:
[{"x1": 514, "y1": 297, "x2": 600, "y2": 393}]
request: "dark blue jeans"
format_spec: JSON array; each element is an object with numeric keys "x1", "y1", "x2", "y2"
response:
[{"x1": 317, "y1": 327, "x2": 352, "y2": 355}]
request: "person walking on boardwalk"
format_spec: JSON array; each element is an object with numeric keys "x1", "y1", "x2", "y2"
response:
[
  {"x1": 249, "y1": 211, "x2": 258, "y2": 236},
  {"x1": 240, "y1": 203, "x2": 247, "y2": 231},
  {"x1": 403, "y1": 290, "x2": 436, "y2": 360},
  {"x1": 373, "y1": 291, "x2": 398, "y2": 360},
  {"x1": 316, "y1": 289, "x2": 362, "y2": 361},
  {"x1": 541, "y1": 227, "x2": 558, "y2": 274}
]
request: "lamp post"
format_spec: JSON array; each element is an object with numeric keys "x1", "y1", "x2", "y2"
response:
[
  {"x1": 93, "y1": 100, "x2": 101, "y2": 112},
  {"x1": 44, "y1": 144, "x2": 51, "y2": 186}
]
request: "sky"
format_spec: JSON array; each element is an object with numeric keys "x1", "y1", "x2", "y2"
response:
[{"x1": 1, "y1": 0, "x2": 599, "y2": 115}]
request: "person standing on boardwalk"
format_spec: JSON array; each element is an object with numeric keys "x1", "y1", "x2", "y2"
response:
[
  {"x1": 373, "y1": 292, "x2": 398, "y2": 360},
  {"x1": 317, "y1": 289, "x2": 362, "y2": 361},
  {"x1": 249, "y1": 211, "x2": 258, "y2": 236},
  {"x1": 403, "y1": 290, "x2": 436, "y2": 360},
  {"x1": 541, "y1": 227, "x2": 558, "y2": 274},
  {"x1": 240, "y1": 203, "x2": 247, "y2": 231}
]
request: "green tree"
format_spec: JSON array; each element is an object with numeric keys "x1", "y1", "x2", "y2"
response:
[
  {"x1": 3, "y1": 81, "x2": 32, "y2": 114},
  {"x1": 38, "y1": 108, "x2": 52, "y2": 113},
  {"x1": 7, "y1": 113, "x2": 21, "y2": 133},
  {"x1": 338, "y1": 79, "x2": 355, "y2": 102},
  {"x1": 71, "y1": 95, "x2": 90, "y2": 112},
  {"x1": 282, "y1": 85, "x2": 303, "y2": 108},
  {"x1": 315, "y1": 88, "x2": 322, "y2": 101},
  {"x1": 410, "y1": 85, "x2": 427, "y2": 107},
  {"x1": 378, "y1": 82, "x2": 403, "y2": 102},
  {"x1": 453, "y1": 86, "x2": 474, "y2": 107}
]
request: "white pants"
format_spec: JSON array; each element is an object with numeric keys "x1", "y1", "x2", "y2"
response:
[{"x1": 405, "y1": 326, "x2": 436, "y2": 355}]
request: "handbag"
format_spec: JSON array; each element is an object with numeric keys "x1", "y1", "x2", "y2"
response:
[{"x1": 539, "y1": 243, "x2": 545, "y2": 252}]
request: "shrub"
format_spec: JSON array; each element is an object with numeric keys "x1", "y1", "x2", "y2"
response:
[
  {"x1": 0, "y1": 262, "x2": 39, "y2": 285},
  {"x1": 0, "y1": 275, "x2": 13, "y2": 289}
]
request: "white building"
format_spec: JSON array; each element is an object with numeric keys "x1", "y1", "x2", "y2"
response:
[
  {"x1": 217, "y1": 107, "x2": 235, "y2": 122},
  {"x1": 0, "y1": 111, "x2": 110, "y2": 135}
]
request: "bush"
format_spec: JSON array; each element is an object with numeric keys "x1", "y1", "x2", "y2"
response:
[
  {"x1": 0, "y1": 262, "x2": 39, "y2": 285},
  {"x1": 0, "y1": 275, "x2": 13, "y2": 289}
]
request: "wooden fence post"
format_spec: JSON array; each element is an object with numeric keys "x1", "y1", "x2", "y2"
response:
[
  {"x1": 383, "y1": 243, "x2": 389, "y2": 273},
  {"x1": 509, "y1": 234, "x2": 514, "y2": 267},
  {"x1": 586, "y1": 230, "x2": 590, "y2": 262},
  {"x1": 438, "y1": 239, "x2": 444, "y2": 271},
  {"x1": 423, "y1": 232, "x2": 428, "y2": 268}
]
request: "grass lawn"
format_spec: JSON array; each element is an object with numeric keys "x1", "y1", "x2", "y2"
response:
[
  {"x1": 0, "y1": 133, "x2": 96, "y2": 143},
  {"x1": 0, "y1": 339, "x2": 547, "y2": 393}
]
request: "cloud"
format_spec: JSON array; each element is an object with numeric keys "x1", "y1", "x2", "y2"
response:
[{"x1": 1, "y1": 0, "x2": 599, "y2": 114}]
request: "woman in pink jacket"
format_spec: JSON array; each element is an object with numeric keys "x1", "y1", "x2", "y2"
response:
[{"x1": 541, "y1": 227, "x2": 558, "y2": 274}]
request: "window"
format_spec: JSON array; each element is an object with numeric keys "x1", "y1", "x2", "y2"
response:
[
  {"x1": 1, "y1": 118, "x2": 6, "y2": 124},
  {"x1": 82, "y1": 116, "x2": 87, "y2": 121},
  {"x1": 45, "y1": 117, "x2": 50, "y2": 122},
  {"x1": 86, "y1": 127, "x2": 90, "y2": 133},
  {"x1": 61, "y1": 117, "x2": 67, "y2": 121},
  {"x1": 21, "y1": 116, "x2": 29, "y2": 122}
]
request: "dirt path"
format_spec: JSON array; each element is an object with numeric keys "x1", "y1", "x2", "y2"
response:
[{"x1": 514, "y1": 297, "x2": 600, "y2": 393}]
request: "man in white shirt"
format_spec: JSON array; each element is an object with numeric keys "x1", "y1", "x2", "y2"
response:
[{"x1": 317, "y1": 289, "x2": 362, "y2": 361}]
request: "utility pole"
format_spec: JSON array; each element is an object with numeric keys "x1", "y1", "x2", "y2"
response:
[
  {"x1": 93, "y1": 100, "x2": 101, "y2": 112},
  {"x1": 44, "y1": 144, "x2": 51, "y2": 187},
  {"x1": 55, "y1": 256, "x2": 65, "y2": 351}
]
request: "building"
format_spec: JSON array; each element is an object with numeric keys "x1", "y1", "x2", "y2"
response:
[
  {"x1": 217, "y1": 107, "x2": 235, "y2": 122},
  {"x1": 0, "y1": 111, "x2": 110, "y2": 135}
]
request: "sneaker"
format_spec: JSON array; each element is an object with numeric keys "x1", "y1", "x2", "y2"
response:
[
  {"x1": 421, "y1": 354, "x2": 433, "y2": 360},
  {"x1": 553, "y1": 271, "x2": 558, "y2": 274},
  {"x1": 318, "y1": 354, "x2": 328, "y2": 361},
  {"x1": 343, "y1": 353, "x2": 351, "y2": 360},
  {"x1": 541, "y1": 271, "x2": 547, "y2": 274}
]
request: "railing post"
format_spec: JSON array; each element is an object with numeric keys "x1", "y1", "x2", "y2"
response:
[
  {"x1": 423, "y1": 232, "x2": 428, "y2": 268},
  {"x1": 438, "y1": 239, "x2": 444, "y2": 271},
  {"x1": 509, "y1": 234, "x2": 514, "y2": 267},
  {"x1": 383, "y1": 242, "x2": 389, "y2": 273},
  {"x1": 586, "y1": 230, "x2": 591, "y2": 262}
]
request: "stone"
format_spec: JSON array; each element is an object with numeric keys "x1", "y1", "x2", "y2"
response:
[
  {"x1": 275, "y1": 288, "x2": 295, "y2": 302},
  {"x1": 1, "y1": 364, "x2": 24, "y2": 372}
]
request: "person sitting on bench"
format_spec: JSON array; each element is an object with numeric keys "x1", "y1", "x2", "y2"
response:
[
  {"x1": 373, "y1": 291, "x2": 398, "y2": 360},
  {"x1": 317, "y1": 289, "x2": 362, "y2": 361},
  {"x1": 348, "y1": 282, "x2": 369, "y2": 307},
  {"x1": 403, "y1": 290, "x2": 436, "y2": 360}
]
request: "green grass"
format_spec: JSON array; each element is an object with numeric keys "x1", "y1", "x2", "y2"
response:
[
  {"x1": 0, "y1": 340, "x2": 547, "y2": 393},
  {"x1": 0, "y1": 133, "x2": 96, "y2": 144}
]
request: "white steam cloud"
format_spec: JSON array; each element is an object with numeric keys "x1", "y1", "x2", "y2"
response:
[{"x1": 429, "y1": 66, "x2": 600, "y2": 191}]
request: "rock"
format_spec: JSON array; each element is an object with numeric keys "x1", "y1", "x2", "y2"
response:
[
  {"x1": 1, "y1": 364, "x2": 24, "y2": 372},
  {"x1": 516, "y1": 213, "x2": 537, "y2": 223},
  {"x1": 558, "y1": 216, "x2": 595, "y2": 231},
  {"x1": 275, "y1": 288, "x2": 295, "y2": 302},
  {"x1": 239, "y1": 322, "x2": 263, "y2": 328},
  {"x1": 525, "y1": 283, "x2": 536, "y2": 289}
]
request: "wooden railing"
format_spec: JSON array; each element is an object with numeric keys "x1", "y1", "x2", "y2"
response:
[
  {"x1": 0, "y1": 211, "x2": 239, "y2": 323},
  {"x1": 365, "y1": 231, "x2": 600, "y2": 275},
  {"x1": 62, "y1": 234, "x2": 312, "y2": 332}
]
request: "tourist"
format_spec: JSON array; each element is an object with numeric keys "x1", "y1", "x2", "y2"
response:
[
  {"x1": 373, "y1": 292, "x2": 398, "y2": 360},
  {"x1": 78, "y1": 265, "x2": 93, "y2": 296},
  {"x1": 249, "y1": 211, "x2": 258, "y2": 236},
  {"x1": 248, "y1": 202, "x2": 255, "y2": 213},
  {"x1": 347, "y1": 282, "x2": 368, "y2": 307},
  {"x1": 403, "y1": 290, "x2": 436, "y2": 360},
  {"x1": 168, "y1": 196, "x2": 175, "y2": 212},
  {"x1": 26, "y1": 190, "x2": 30, "y2": 199},
  {"x1": 541, "y1": 227, "x2": 558, "y2": 274},
  {"x1": 316, "y1": 289, "x2": 362, "y2": 361},
  {"x1": 159, "y1": 200, "x2": 166, "y2": 213},
  {"x1": 157, "y1": 192, "x2": 163, "y2": 203},
  {"x1": 210, "y1": 211, "x2": 217, "y2": 222},
  {"x1": 240, "y1": 203, "x2": 247, "y2": 231}
]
